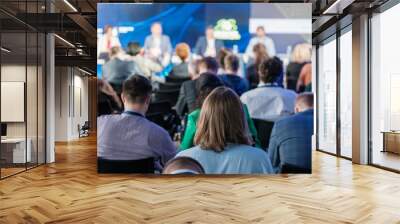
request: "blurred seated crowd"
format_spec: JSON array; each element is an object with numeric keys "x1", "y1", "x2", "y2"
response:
[{"x1": 97, "y1": 22, "x2": 313, "y2": 175}]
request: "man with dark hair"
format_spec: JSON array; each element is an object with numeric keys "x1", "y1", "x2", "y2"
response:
[
  {"x1": 98, "y1": 75, "x2": 176, "y2": 171},
  {"x1": 126, "y1": 42, "x2": 163, "y2": 79},
  {"x1": 219, "y1": 54, "x2": 249, "y2": 96},
  {"x1": 241, "y1": 56, "x2": 297, "y2": 121},
  {"x1": 268, "y1": 92, "x2": 314, "y2": 173},
  {"x1": 102, "y1": 46, "x2": 142, "y2": 94},
  {"x1": 194, "y1": 26, "x2": 224, "y2": 58},
  {"x1": 174, "y1": 57, "x2": 220, "y2": 116}
]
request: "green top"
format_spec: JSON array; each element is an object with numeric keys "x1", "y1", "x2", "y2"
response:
[{"x1": 179, "y1": 104, "x2": 261, "y2": 150}]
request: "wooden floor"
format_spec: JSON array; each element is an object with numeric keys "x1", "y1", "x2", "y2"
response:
[{"x1": 1, "y1": 136, "x2": 400, "y2": 223}]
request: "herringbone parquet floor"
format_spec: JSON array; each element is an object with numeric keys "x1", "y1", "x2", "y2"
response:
[{"x1": 1, "y1": 135, "x2": 400, "y2": 223}]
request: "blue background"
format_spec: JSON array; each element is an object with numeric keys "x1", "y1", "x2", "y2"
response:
[{"x1": 97, "y1": 3, "x2": 308, "y2": 53}]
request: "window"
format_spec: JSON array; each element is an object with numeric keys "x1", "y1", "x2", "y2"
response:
[
  {"x1": 370, "y1": 3, "x2": 400, "y2": 171},
  {"x1": 317, "y1": 37, "x2": 337, "y2": 154},
  {"x1": 339, "y1": 28, "x2": 352, "y2": 158}
]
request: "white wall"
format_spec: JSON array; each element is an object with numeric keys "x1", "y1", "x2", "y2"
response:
[{"x1": 55, "y1": 67, "x2": 89, "y2": 141}]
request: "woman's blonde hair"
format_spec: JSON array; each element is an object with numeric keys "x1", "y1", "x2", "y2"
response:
[
  {"x1": 194, "y1": 87, "x2": 252, "y2": 152},
  {"x1": 290, "y1": 43, "x2": 312, "y2": 63},
  {"x1": 175, "y1": 43, "x2": 190, "y2": 61}
]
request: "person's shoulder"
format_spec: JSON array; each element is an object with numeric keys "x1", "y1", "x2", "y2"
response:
[
  {"x1": 176, "y1": 145, "x2": 202, "y2": 157},
  {"x1": 280, "y1": 88, "x2": 297, "y2": 96},
  {"x1": 241, "y1": 87, "x2": 259, "y2": 98},
  {"x1": 234, "y1": 144, "x2": 267, "y2": 156},
  {"x1": 98, "y1": 114, "x2": 120, "y2": 122},
  {"x1": 189, "y1": 109, "x2": 200, "y2": 117},
  {"x1": 275, "y1": 112, "x2": 310, "y2": 127},
  {"x1": 147, "y1": 119, "x2": 169, "y2": 134},
  {"x1": 183, "y1": 79, "x2": 195, "y2": 86}
]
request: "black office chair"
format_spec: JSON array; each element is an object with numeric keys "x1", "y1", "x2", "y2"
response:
[
  {"x1": 280, "y1": 163, "x2": 311, "y2": 174},
  {"x1": 252, "y1": 119, "x2": 275, "y2": 150},
  {"x1": 147, "y1": 101, "x2": 172, "y2": 115},
  {"x1": 153, "y1": 89, "x2": 180, "y2": 106},
  {"x1": 78, "y1": 121, "x2": 90, "y2": 138},
  {"x1": 165, "y1": 75, "x2": 190, "y2": 84},
  {"x1": 97, "y1": 157, "x2": 155, "y2": 173},
  {"x1": 158, "y1": 82, "x2": 182, "y2": 91}
]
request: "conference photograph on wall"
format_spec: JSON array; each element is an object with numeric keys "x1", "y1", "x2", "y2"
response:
[{"x1": 96, "y1": 3, "x2": 313, "y2": 175}]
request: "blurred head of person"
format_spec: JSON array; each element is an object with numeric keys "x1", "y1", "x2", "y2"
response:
[
  {"x1": 224, "y1": 54, "x2": 240, "y2": 75},
  {"x1": 121, "y1": 75, "x2": 153, "y2": 115},
  {"x1": 290, "y1": 43, "x2": 312, "y2": 64},
  {"x1": 205, "y1": 26, "x2": 215, "y2": 40},
  {"x1": 253, "y1": 43, "x2": 269, "y2": 65},
  {"x1": 198, "y1": 56, "x2": 219, "y2": 74},
  {"x1": 259, "y1": 56, "x2": 283, "y2": 84},
  {"x1": 195, "y1": 72, "x2": 224, "y2": 109},
  {"x1": 162, "y1": 157, "x2": 205, "y2": 174},
  {"x1": 217, "y1": 48, "x2": 231, "y2": 70},
  {"x1": 104, "y1": 25, "x2": 113, "y2": 37},
  {"x1": 175, "y1": 43, "x2": 190, "y2": 62},
  {"x1": 151, "y1": 22, "x2": 163, "y2": 36},
  {"x1": 256, "y1": 26, "x2": 266, "y2": 38},
  {"x1": 189, "y1": 59, "x2": 201, "y2": 79},
  {"x1": 295, "y1": 92, "x2": 314, "y2": 113},
  {"x1": 110, "y1": 46, "x2": 123, "y2": 58},
  {"x1": 194, "y1": 87, "x2": 252, "y2": 152},
  {"x1": 126, "y1": 42, "x2": 142, "y2": 56}
]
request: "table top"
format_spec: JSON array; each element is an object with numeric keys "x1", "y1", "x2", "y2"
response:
[
  {"x1": 381, "y1": 131, "x2": 400, "y2": 134},
  {"x1": 1, "y1": 138, "x2": 29, "y2": 143}
]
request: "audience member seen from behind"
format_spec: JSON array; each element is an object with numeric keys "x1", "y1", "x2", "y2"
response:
[
  {"x1": 286, "y1": 43, "x2": 312, "y2": 91},
  {"x1": 219, "y1": 54, "x2": 249, "y2": 96},
  {"x1": 162, "y1": 157, "x2": 205, "y2": 174},
  {"x1": 297, "y1": 62, "x2": 312, "y2": 93},
  {"x1": 245, "y1": 26, "x2": 276, "y2": 62},
  {"x1": 174, "y1": 57, "x2": 219, "y2": 117},
  {"x1": 246, "y1": 43, "x2": 270, "y2": 90},
  {"x1": 170, "y1": 43, "x2": 191, "y2": 78},
  {"x1": 194, "y1": 26, "x2": 224, "y2": 58},
  {"x1": 216, "y1": 48, "x2": 230, "y2": 75},
  {"x1": 177, "y1": 87, "x2": 273, "y2": 174},
  {"x1": 102, "y1": 46, "x2": 142, "y2": 94},
  {"x1": 97, "y1": 79, "x2": 122, "y2": 116},
  {"x1": 179, "y1": 73, "x2": 260, "y2": 150},
  {"x1": 144, "y1": 22, "x2": 172, "y2": 66},
  {"x1": 241, "y1": 56, "x2": 297, "y2": 121},
  {"x1": 98, "y1": 75, "x2": 176, "y2": 172},
  {"x1": 268, "y1": 93, "x2": 314, "y2": 173},
  {"x1": 126, "y1": 42, "x2": 163, "y2": 80}
]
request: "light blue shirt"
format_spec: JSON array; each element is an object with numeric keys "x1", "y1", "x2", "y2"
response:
[
  {"x1": 176, "y1": 144, "x2": 273, "y2": 174},
  {"x1": 240, "y1": 83, "x2": 297, "y2": 121}
]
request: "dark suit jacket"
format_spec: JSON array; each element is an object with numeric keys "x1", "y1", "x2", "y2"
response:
[
  {"x1": 194, "y1": 36, "x2": 224, "y2": 56},
  {"x1": 268, "y1": 109, "x2": 314, "y2": 173},
  {"x1": 174, "y1": 79, "x2": 198, "y2": 117}
]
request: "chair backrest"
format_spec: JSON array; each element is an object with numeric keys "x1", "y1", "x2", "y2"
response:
[
  {"x1": 252, "y1": 119, "x2": 275, "y2": 149},
  {"x1": 97, "y1": 157, "x2": 155, "y2": 173},
  {"x1": 147, "y1": 101, "x2": 172, "y2": 115},
  {"x1": 159, "y1": 82, "x2": 182, "y2": 91},
  {"x1": 153, "y1": 89, "x2": 180, "y2": 106},
  {"x1": 280, "y1": 163, "x2": 311, "y2": 174},
  {"x1": 166, "y1": 76, "x2": 190, "y2": 84}
]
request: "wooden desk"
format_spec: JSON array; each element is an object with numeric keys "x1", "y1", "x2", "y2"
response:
[
  {"x1": 382, "y1": 131, "x2": 400, "y2": 154},
  {"x1": 1, "y1": 138, "x2": 31, "y2": 163}
]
